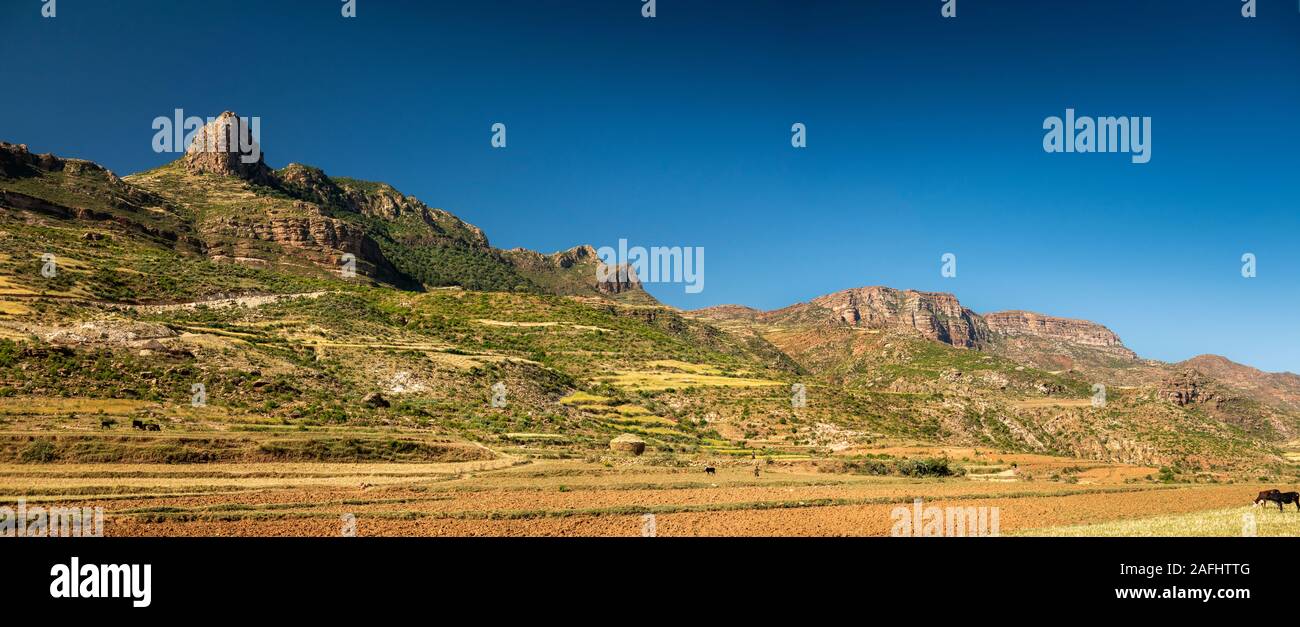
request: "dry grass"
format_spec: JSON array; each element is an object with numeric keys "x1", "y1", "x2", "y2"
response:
[
  {"x1": 1019, "y1": 505, "x2": 1300, "y2": 537},
  {"x1": 598, "y1": 370, "x2": 784, "y2": 392}
]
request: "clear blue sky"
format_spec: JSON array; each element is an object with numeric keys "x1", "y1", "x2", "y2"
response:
[{"x1": 2, "y1": 1, "x2": 1297, "y2": 372}]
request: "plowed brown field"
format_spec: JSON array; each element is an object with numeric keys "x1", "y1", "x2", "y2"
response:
[{"x1": 1, "y1": 457, "x2": 1271, "y2": 537}]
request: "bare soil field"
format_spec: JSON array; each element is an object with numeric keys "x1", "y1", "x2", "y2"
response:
[{"x1": 2, "y1": 450, "x2": 1277, "y2": 537}]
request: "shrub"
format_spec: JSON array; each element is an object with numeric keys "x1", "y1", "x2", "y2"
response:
[
  {"x1": 897, "y1": 457, "x2": 955, "y2": 478},
  {"x1": 19, "y1": 439, "x2": 58, "y2": 463}
]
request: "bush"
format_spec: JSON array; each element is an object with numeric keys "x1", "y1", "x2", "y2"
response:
[
  {"x1": 896, "y1": 457, "x2": 956, "y2": 478},
  {"x1": 19, "y1": 439, "x2": 58, "y2": 463}
]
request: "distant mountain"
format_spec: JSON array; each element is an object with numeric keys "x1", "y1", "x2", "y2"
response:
[
  {"x1": 691, "y1": 285, "x2": 1300, "y2": 466},
  {"x1": 697, "y1": 286, "x2": 1133, "y2": 357}
]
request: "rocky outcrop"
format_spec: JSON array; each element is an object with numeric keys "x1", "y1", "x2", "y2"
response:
[
  {"x1": 1161, "y1": 369, "x2": 1222, "y2": 407},
  {"x1": 279, "y1": 163, "x2": 490, "y2": 249},
  {"x1": 203, "y1": 209, "x2": 388, "y2": 273},
  {"x1": 1, "y1": 141, "x2": 64, "y2": 177},
  {"x1": 362, "y1": 393, "x2": 391, "y2": 409},
  {"x1": 594, "y1": 262, "x2": 644, "y2": 296},
  {"x1": 505, "y1": 244, "x2": 600, "y2": 272},
  {"x1": 807, "y1": 286, "x2": 990, "y2": 348},
  {"x1": 2, "y1": 141, "x2": 126, "y2": 184},
  {"x1": 504, "y1": 245, "x2": 654, "y2": 302},
  {"x1": 984, "y1": 310, "x2": 1137, "y2": 359},
  {"x1": 210, "y1": 206, "x2": 369, "y2": 250},
  {"x1": 183, "y1": 112, "x2": 277, "y2": 186}
]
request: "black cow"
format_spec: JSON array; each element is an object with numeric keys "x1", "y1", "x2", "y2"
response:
[
  {"x1": 704, "y1": 466, "x2": 716, "y2": 476},
  {"x1": 1255, "y1": 489, "x2": 1300, "y2": 512},
  {"x1": 132, "y1": 419, "x2": 146, "y2": 430},
  {"x1": 145, "y1": 423, "x2": 161, "y2": 432}
]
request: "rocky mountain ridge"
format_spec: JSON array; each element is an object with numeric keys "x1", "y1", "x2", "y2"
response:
[
  {"x1": 1, "y1": 112, "x2": 655, "y2": 303},
  {"x1": 696, "y1": 286, "x2": 1132, "y2": 356}
]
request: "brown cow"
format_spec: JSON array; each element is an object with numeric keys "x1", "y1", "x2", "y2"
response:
[{"x1": 1254, "y1": 489, "x2": 1281, "y2": 505}]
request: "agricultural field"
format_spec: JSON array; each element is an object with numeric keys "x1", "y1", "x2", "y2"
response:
[{"x1": 1, "y1": 413, "x2": 1285, "y2": 537}]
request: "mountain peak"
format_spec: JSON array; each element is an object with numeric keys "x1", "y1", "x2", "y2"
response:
[{"x1": 182, "y1": 111, "x2": 274, "y2": 186}]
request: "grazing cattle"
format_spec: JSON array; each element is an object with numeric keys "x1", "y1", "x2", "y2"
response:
[
  {"x1": 1255, "y1": 489, "x2": 1281, "y2": 506},
  {"x1": 100, "y1": 419, "x2": 115, "y2": 429},
  {"x1": 704, "y1": 466, "x2": 716, "y2": 476},
  {"x1": 1254, "y1": 489, "x2": 1300, "y2": 512},
  {"x1": 132, "y1": 419, "x2": 146, "y2": 430},
  {"x1": 1277, "y1": 492, "x2": 1300, "y2": 512},
  {"x1": 145, "y1": 423, "x2": 161, "y2": 432}
]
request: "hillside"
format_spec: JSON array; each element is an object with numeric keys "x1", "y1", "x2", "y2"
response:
[
  {"x1": 1, "y1": 117, "x2": 1297, "y2": 476},
  {"x1": 691, "y1": 287, "x2": 1300, "y2": 471}
]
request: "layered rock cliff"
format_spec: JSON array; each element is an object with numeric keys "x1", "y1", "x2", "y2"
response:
[
  {"x1": 806, "y1": 286, "x2": 990, "y2": 348},
  {"x1": 984, "y1": 310, "x2": 1136, "y2": 358}
]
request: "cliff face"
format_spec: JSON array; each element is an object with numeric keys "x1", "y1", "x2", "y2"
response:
[
  {"x1": 183, "y1": 112, "x2": 277, "y2": 187},
  {"x1": 204, "y1": 210, "x2": 381, "y2": 265},
  {"x1": 807, "y1": 286, "x2": 990, "y2": 348},
  {"x1": 984, "y1": 311, "x2": 1134, "y2": 355},
  {"x1": 752, "y1": 287, "x2": 1139, "y2": 359}
]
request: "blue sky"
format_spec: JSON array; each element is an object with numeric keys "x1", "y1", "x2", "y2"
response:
[{"x1": 1, "y1": 1, "x2": 1297, "y2": 372}]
